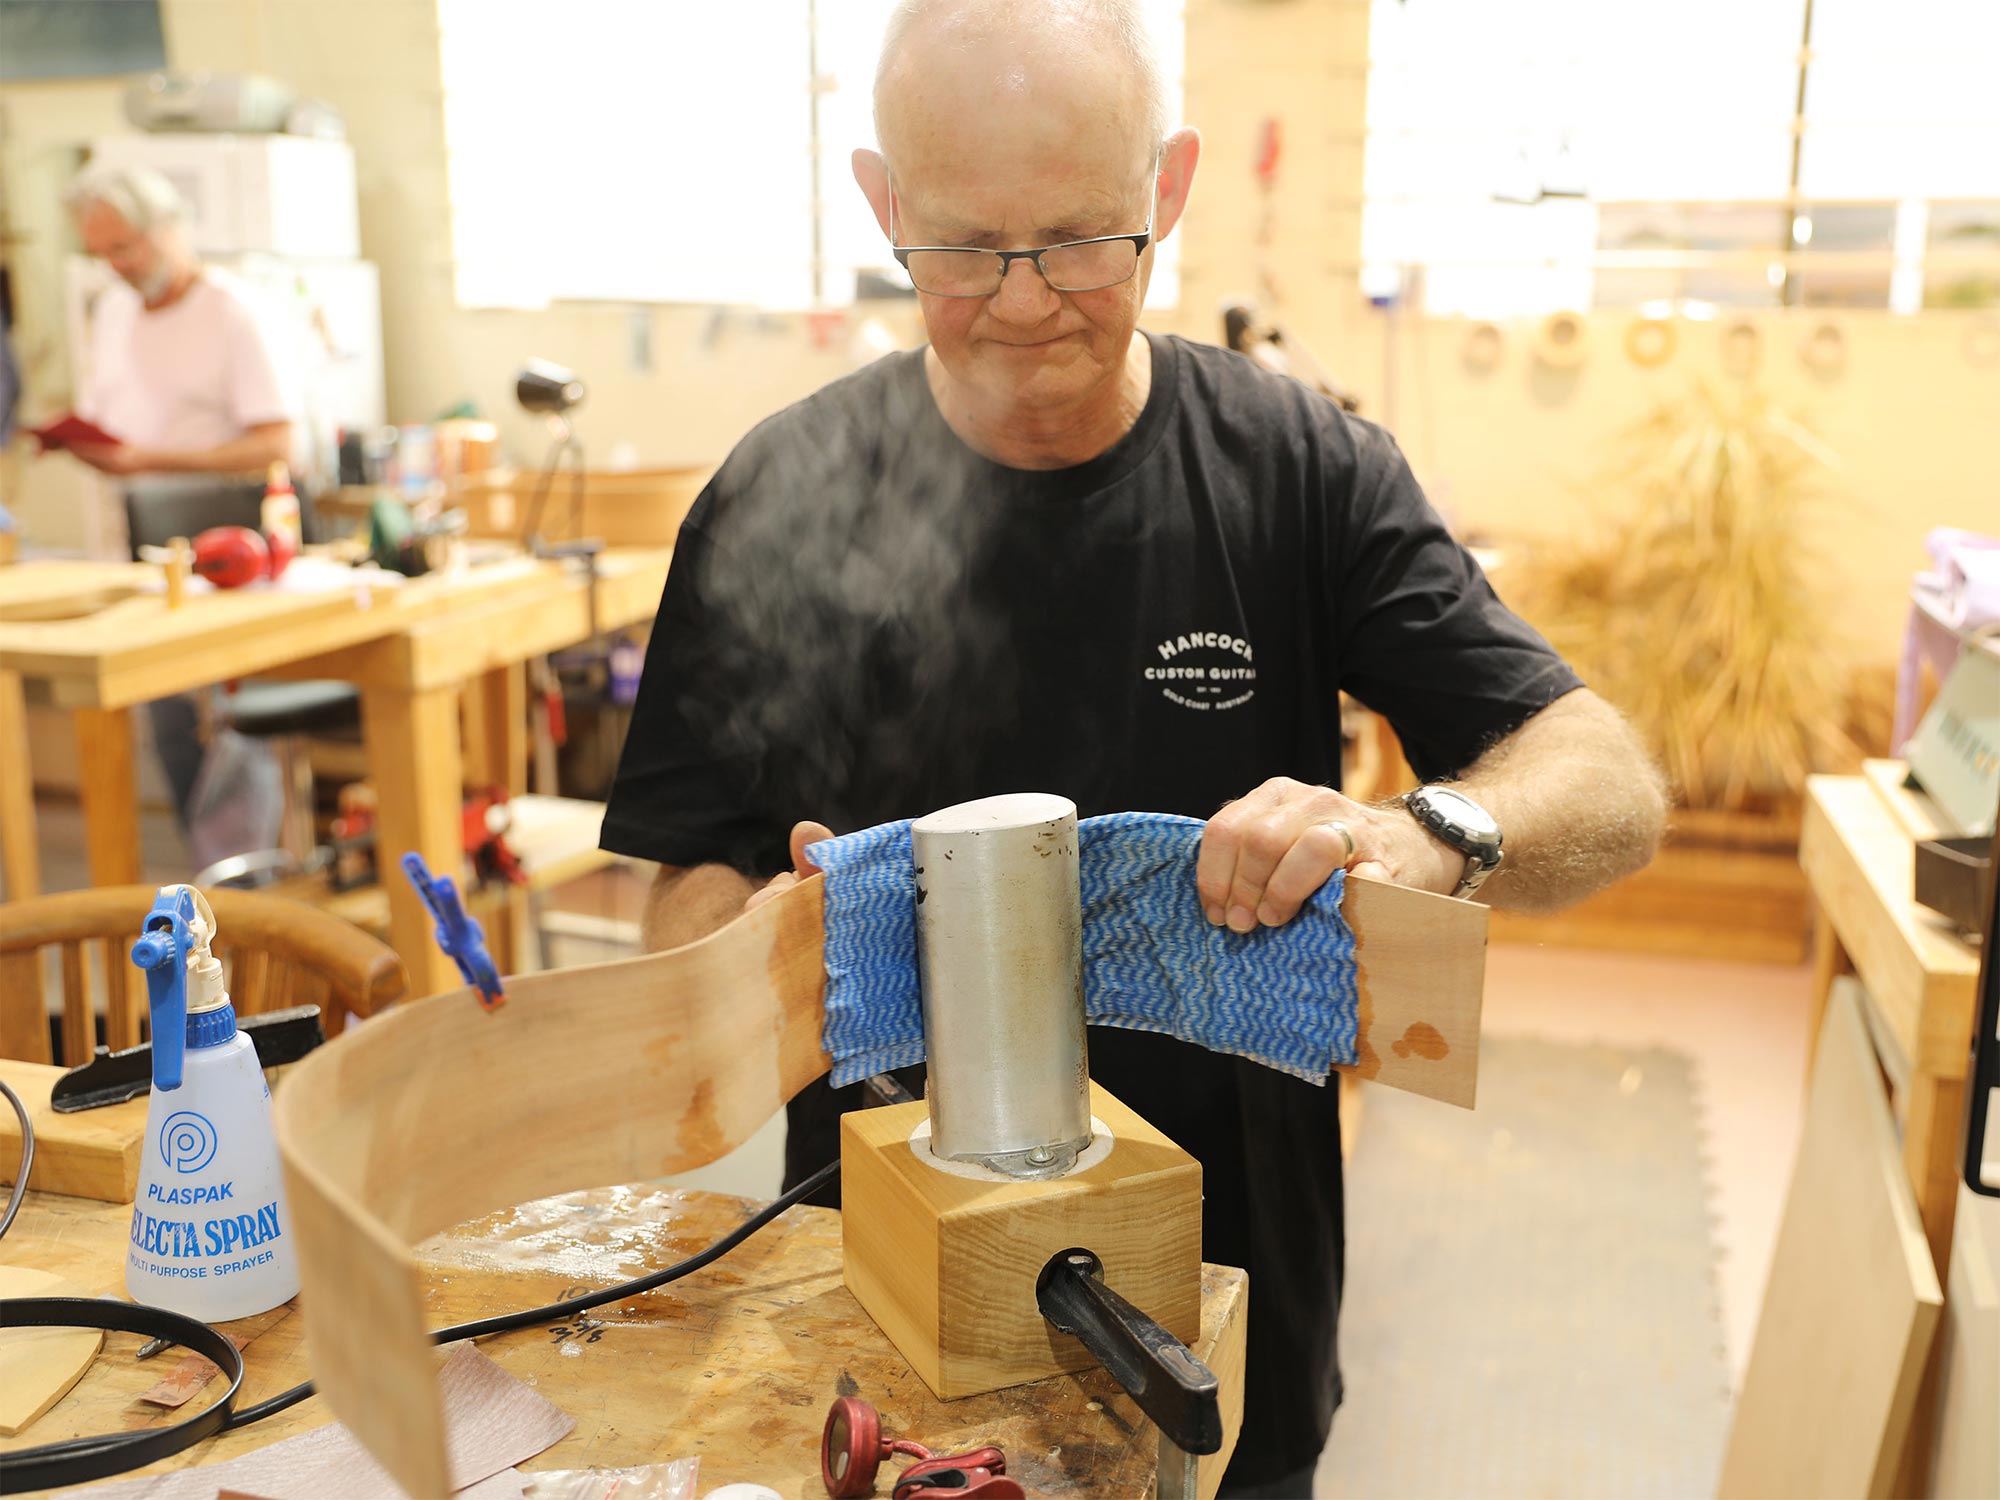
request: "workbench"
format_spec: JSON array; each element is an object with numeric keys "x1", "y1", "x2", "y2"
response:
[
  {"x1": 0, "y1": 1183, "x2": 1247, "y2": 1498},
  {"x1": 0, "y1": 549, "x2": 673, "y2": 999}
]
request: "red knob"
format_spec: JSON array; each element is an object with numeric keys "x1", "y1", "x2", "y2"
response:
[{"x1": 823, "y1": 1396, "x2": 884, "y2": 1498}]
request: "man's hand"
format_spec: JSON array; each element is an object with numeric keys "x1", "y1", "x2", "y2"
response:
[
  {"x1": 66, "y1": 441, "x2": 156, "y2": 475},
  {"x1": 1197, "y1": 777, "x2": 1459, "y2": 932},
  {"x1": 743, "y1": 820, "x2": 835, "y2": 913}
]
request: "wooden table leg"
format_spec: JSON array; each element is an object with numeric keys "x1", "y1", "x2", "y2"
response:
[
  {"x1": 0, "y1": 670, "x2": 41, "y2": 899},
  {"x1": 463, "y1": 664, "x2": 528, "y2": 797},
  {"x1": 362, "y1": 684, "x2": 464, "y2": 997},
  {"x1": 75, "y1": 706, "x2": 140, "y2": 888}
]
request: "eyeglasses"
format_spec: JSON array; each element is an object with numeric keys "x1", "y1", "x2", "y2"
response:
[{"x1": 889, "y1": 163, "x2": 1158, "y2": 298}]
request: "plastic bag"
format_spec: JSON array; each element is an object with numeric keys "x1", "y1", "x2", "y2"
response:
[
  {"x1": 185, "y1": 725, "x2": 286, "y2": 873},
  {"x1": 520, "y1": 1457, "x2": 701, "y2": 1500}
]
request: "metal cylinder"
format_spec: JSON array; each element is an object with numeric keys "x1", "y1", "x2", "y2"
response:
[{"x1": 913, "y1": 792, "x2": 1091, "y2": 1178}]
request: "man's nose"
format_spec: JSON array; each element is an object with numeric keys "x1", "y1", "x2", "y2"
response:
[{"x1": 988, "y1": 256, "x2": 1060, "y2": 322}]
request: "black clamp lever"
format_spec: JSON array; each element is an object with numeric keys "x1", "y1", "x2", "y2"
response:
[{"x1": 1037, "y1": 1249, "x2": 1221, "y2": 1497}]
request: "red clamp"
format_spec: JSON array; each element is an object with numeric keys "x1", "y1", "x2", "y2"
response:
[{"x1": 822, "y1": 1397, "x2": 1023, "y2": 1499}]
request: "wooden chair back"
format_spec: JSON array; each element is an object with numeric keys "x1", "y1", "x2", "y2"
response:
[{"x1": 0, "y1": 885, "x2": 407, "y2": 1066}]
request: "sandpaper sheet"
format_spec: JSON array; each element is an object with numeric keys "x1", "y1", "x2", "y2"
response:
[{"x1": 62, "y1": 1345, "x2": 572, "y2": 1499}]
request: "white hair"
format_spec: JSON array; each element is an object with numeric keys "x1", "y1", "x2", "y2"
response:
[
  {"x1": 875, "y1": 0, "x2": 1169, "y2": 159},
  {"x1": 63, "y1": 162, "x2": 184, "y2": 230}
]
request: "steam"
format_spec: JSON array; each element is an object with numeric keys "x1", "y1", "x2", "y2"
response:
[{"x1": 670, "y1": 357, "x2": 1034, "y2": 850}]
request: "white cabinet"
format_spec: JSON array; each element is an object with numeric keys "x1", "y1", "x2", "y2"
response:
[{"x1": 87, "y1": 134, "x2": 359, "y2": 261}]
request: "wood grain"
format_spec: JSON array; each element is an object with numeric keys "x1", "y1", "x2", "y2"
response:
[
  {"x1": 1718, "y1": 983, "x2": 1943, "y2": 1499},
  {"x1": 0, "y1": 668, "x2": 39, "y2": 900},
  {"x1": 1802, "y1": 775, "x2": 1980, "y2": 1077},
  {"x1": 1341, "y1": 875, "x2": 1485, "y2": 1108},
  {"x1": 75, "y1": 706, "x2": 137, "y2": 888},
  {"x1": 0, "y1": 1058, "x2": 145, "y2": 1202},
  {"x1": 842, "y1": 1086, "x2": 1203, "y2": 1401},
  {"x1": 0, "y1": 1185, "x2": 1246, "y2": 1498},
  {"x1": 359, "y1": 682, "x2": 466, "y2": 998},
  {"x1": 0, "y1": 1265, "x2": 103, "y2": 1436},
  {"x1": 272, "y1": 871, "x2": 833, "y2": 1498},
  {"x1": 1931, "y1": 1185, "x2": 2000, "y2": 1500}
]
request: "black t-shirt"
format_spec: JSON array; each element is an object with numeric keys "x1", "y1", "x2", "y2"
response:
[{"x1": 603, "y1": 332, "x2": 1581, "y2": 1482}]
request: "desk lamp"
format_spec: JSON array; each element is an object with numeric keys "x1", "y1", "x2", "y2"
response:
[{"x1": 515, "y1": 359, "x2": 593, "y2": 558}]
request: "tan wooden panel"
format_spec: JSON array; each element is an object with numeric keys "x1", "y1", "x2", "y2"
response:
[
  {"x1": 0, "y1": 1267, "x2": 102, "y2": 1437},
  {"x1": 0, "y1": 1059, "x2": 145, "y2": 1202},
  {"x1": 1719, "y1": 983, "x2": 1944, "y2": 1499},
  {"x1": 1802, "y1": 775, "x2": 1980, "y2": 1075},
  {"x1": 1342, "y1": 875, "x2": 1484, "y2": 1107},
  {"x1": 1932, "y1": 1185, "x2": 2000, "y2": 1500}
]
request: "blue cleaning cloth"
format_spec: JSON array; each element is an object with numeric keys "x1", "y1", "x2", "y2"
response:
[{"x1": 809, "y1": 811, "x2": 1359, "y2": 1089}]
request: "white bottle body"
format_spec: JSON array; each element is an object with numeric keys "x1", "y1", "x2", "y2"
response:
[{"x1": 128, "y1": 1031, "x2": 299, "y2": 1320}]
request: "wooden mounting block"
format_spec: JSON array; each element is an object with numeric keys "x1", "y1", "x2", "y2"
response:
[
  {"x1": 843, "y1": 1083, "x2": 1203, "y2": 1400},
  {"x1": 273, "y1": 870, "x2": 1482, "y2": 1498}
]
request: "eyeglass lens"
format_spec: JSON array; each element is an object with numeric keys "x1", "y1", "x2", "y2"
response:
[{"x1": 903, "y1": 238, "x2": 1141, "y2": 295}]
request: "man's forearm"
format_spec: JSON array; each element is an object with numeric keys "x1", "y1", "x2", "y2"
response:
[
  {"x1": 1443, "y1": 688, "x2": 1667, "y2": 914},
  {"x1": 146, "y1": 422, "x2": 291, "y2": 475},
  {"x1": 641, "y1": 862, "x2": 759, "y2": 952}
]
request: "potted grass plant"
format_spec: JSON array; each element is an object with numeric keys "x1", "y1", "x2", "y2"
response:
[{"x1": 1511, "y1": 380, "x2": 1861, "y2": 815}]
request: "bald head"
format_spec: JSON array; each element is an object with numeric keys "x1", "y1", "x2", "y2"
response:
[{"x1": 874, "y1": 0, "x2": 1168, "y2": 172}]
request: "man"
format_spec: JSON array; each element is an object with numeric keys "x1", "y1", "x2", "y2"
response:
[
  {"x1": 603, "y1": 3, "x2": 1666, "y2": 1494},
  {"x1": 63, "y1": 163, "x2": 292, "y2": 481},
  {"x1": 62, "y1": 163, "x2": 294, "y2": 830}
]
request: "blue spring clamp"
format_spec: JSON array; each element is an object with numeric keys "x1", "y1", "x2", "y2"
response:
[{"x1": 401, "y1": 853, "x2": 505, "y2": 1010}]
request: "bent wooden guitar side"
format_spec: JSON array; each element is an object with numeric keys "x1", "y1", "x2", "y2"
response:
[{"x1": 273, "y1": 872, "x2": 1481, "y2": 1496}]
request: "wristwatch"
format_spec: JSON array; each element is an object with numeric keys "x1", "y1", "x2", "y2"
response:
[{"x1": 1403, "y1": 786, "x2": 1504, "y2": 899}]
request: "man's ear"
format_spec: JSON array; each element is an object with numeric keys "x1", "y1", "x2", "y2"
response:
[
  {"x1": 853, "y1": 148, "x2": 892, "y2": 238},
  {"x1": 1152, "y1": 128, "x2": 1202, "y2": 245}
]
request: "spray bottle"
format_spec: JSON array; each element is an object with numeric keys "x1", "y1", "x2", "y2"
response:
[{"x1": 127, "y1": 885, "x2": 299, "y2": 1320}]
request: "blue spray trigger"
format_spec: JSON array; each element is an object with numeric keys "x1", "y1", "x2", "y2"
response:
[
  {"x1": 401, "y1": 853, "x2": 505, "y2": 1010},
  {"x1": 132, "y1": 886, "x2": 201, "y2": 1092}
]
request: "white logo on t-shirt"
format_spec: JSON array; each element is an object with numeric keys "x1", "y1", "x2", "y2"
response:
[{"x1": 1144, "y1": 630, "x2": 1258, "y2": 711}]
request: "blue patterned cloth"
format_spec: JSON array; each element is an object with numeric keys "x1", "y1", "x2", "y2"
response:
[{"x1": 809, "y1": 811, "x2": 1359, "y2": 1089}]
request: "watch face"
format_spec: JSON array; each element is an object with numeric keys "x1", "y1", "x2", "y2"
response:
[{"x1": 1423, "y1": 788, "x2": 1501, "y2": 840}]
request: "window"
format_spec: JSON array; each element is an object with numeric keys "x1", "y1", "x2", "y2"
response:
[
  {"x1": 439, "y1": 1, "x2": 1183, "y2": 312},
  {"x1": 1361, "y1": 0, "x2": 2000, "y2": 316}
]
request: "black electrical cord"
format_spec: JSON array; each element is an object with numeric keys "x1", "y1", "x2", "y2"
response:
[
  {"x1": 0, "y1": 1298, "x2": 245, "y2": 1492},
  {"x1": 0, "y1": 1075, "x2": 31, "y2": 1240},
  {"x1": 0, "y1": 1158, "x2": 840, "y2": 1492}
]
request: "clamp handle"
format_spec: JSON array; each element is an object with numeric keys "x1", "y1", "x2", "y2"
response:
[
  {"x1": 401, "y1": 852, "x2": 505, "y2": 1010},
  {"x1": 1037, "y1": 1249, "x2": 1222, "y2": 1459}
]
